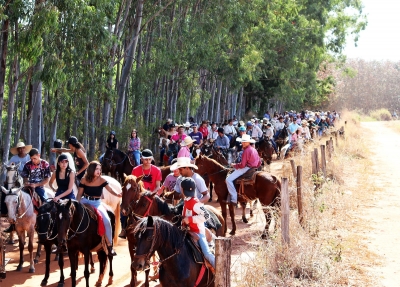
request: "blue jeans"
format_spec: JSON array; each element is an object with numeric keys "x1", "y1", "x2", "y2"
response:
[
  {"x1": 99, "y1": 153, "x2": 104, "y2": 164},
  {"x1": 55, "y1": 189, "x2": 76, "y2": 200},
  {"x1": 34, "y1": 186, "x2": 47, "y2": 203},
  {"x1": 81, "y1": 198, "x2": 113, "y2": 246},
  {"x1": 225, "y1": 166, "x2": 250, "y2": 203},
  {"x1": 270, "y1": 138, "x2": 277, "y2": 152},
  {"x1": 198, "y1": 233, "x2": 215, "y2": 268},
  {"x1": 132, "y1": 150, "x2": 141, "y2": 166}
]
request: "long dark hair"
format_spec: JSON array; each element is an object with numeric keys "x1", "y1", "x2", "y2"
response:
[
  {"x1": 130, "y1": 129, "x2": 138, "y2": 139},
  {"x1": 84, "y1": 161, "x2": 101, "y2": 182},
  {"x1": 107, "y1": 133, "x2": 118, "y2": 142},
  {"x1": 56, "y1": 155, "x2": 73, "y2": 178}
]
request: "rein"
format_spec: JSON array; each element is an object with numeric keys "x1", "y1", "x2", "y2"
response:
[
  {"x1": 104, "y1": 149, "x2": 129, "y2": 167},
  {"x1": 6, "y1": 188, "x2": 33, "y2": 220},
  {"x1": 67, "y1": 203, "x2": 91, "y2": 240},
  {"x1": 133, "y1": 195, "x2": 154, "y2": 218},
  {"x1": 37, "y1": 211, "x2": 58, "y2": 240}
]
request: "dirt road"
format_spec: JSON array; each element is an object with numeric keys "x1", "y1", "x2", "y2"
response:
[{"x1": 359, "y1": 122, "x2": 400, "y2": 286}]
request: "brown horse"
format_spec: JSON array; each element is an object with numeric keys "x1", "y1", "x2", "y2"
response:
[
  {"x1": 120, "y1": 174, "x2": 150, "y2": 287},
  {"x1": 195, "y1": 154, "x2": 281, "y2": 238},
  {"x1": 256, "y1": 136, "x2": 275, "y2": 165}
]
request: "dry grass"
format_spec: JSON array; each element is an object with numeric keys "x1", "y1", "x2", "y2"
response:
[
  {"x1": 369, "y1": 108, "x2": 392, "y2": 121},
  {"x1": 232, "y1": 110, "x2": 380, "y2": 286}
]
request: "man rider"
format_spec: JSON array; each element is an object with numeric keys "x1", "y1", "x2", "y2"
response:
[{"x1": 215, "y1": 127, "x2": 230, "y2": 150}]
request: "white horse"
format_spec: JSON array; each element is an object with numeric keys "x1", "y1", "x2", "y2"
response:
[{"x1": 0, "y1": 186, "x2": 52, "y2": 272}]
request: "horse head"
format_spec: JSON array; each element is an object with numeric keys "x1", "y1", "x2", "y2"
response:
[
  {"x1": 1, "y1": 186, "x2": 23, "y2": 222},
  {"x1": 121, "y1": 174, "x2": 144, "y2": 216},
  {"x1": 134, "y1": 191, "x2": 157, "y2": 218},
  {"x1": 5, "y1": 162, "x2": 22, "y2": 189},
  {"x1": 36, "y1": 200, "x2": 57, "y2": 242},
  {"x1": 56, "y1": 199, "x2": 75, "y2": 252},
  {"x1": 132, "y1": 216, "x2": 155, "y2": 271}
]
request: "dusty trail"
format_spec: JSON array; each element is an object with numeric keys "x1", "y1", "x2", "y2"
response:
[{"x1": 359, "y1": 121, "x2": 400, "y2": 286}]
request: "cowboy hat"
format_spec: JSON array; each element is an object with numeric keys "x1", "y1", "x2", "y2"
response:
[
  {"x1": 236, "y1": 134, "x2": 256, "y2": 143},
  {"x1": 301, "y1": 120, "x2": 308, "y2": 125},
  {"x1": 10, "y1": 142, "x2": 32, "y2": 155},
  {"x1": 183, "y1": 121, "x2": 191, "y2": 128},
  {"x1": 239, "y1": 120, "x2": 245, "y2": 126},
  {"x1": 180, "y1": 136, "x2": 196, "y2": 147},
  {"x1": 170, "y1": 157, "x2": 198, "y2": 171}
]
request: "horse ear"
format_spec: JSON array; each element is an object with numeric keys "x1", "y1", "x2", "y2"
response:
[
  {"x1": 123, "y1": 173, "x2": 127, "y2": 181},
  {"x1": 1, "y1": 186, "x2": 7, "y2": 194},
  {"x1": 66, "y1": 199, "x2": 72, "y2": 208},
  {"x1": 147, "y1": 216, "x2": 154, "y2": 227},
  {"x1": 15, "y1": 162, "x2": 21, "y2": 169},
  {"x1": 136, "y1": 175, "x2": 144, "y2": 183}
]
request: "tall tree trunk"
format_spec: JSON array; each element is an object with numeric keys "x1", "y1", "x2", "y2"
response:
[
  {"x1": 215, "y1": 80, "x2": 222, "y2": 124},
  {"x1": 0, "y1": 15, "x2": 10, "y2": 157},
  {"x1": 84, "y1": 95, "x2": 89, "y2": 150},
  {"x1": 49, "y1": 91, "x2": 59, "y2": 167},
  {"x1": 88, "y1": 99, "x2": 95, "y2": 161},
  {"x1": 115, "y1": 0, "x2": 143, "y2": 128},
  {"x1": 31, "y1": 59, "x2": 43, "y2": 151},
  {"x1": 16, "y1": 78, "x2": 28, "y2": 144}
]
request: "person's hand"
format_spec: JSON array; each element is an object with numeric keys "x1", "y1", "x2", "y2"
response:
[
  {"x1": 182, "y1": 217, "x2": 189, "y2": 224},
  {"x1": 116, "y1": 193, "x2": 122, "y2": 198},
  {"x1": 53, "y1": 196, "x2": 60, "y2": 202},
  {"x1": 230, "y1": 163, "x2": 235, "y2": 167}
]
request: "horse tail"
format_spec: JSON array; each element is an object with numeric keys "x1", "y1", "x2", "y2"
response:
[
  {"x1": 204, "y1": 205, "x2": 226, "y2": 237},
  {"x1": 114, "y1": 203, "x2": 121, "y2": 246}
]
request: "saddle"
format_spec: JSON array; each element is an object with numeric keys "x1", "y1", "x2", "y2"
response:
[
  {"x1": 186, "y1": 233, "x2": 215, "y2": 274},
  {"x1": 233, "y1": 168, "x2": 262, "y2": 201},
  {"x1": 82, "y1": 204, "x2": 106, "y2": 237}
]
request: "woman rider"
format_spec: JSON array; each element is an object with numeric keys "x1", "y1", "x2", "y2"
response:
[
  {"x1": 51, "y1": 136, "x2": 89, "y2": 184},
  {"x1": 77, "y1": 161, "x2": 122, "y2": 256},
  {"x1": 106, "y1": 131, "x2": 119, "y2": 150},
  {"x1": 128, "y1": 129, "x2": 141, "y2": 166},
  {"x1": 49, "y1": 154, "x2": 76, "y2": 201}
]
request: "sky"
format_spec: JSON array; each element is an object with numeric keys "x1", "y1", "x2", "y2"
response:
[{"x1": 343, "y1": 0, "x2": 400, "y2": 61}]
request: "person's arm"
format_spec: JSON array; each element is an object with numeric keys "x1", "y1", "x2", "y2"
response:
[
  {"x1": 224, "y1": 137, "x2": 230, "y2": 149},
  {"x1": 199, "y1": 191, "x2": 210, "y2": 203},
  {"x1": 77, "y1": 180, "x2": 85, "y2": 201},
  {"x1": 152, "y1": 180, "x2": 161, "y2": 194},
  {"x1": 76, "y1": 148, "x2": 89, "y2": 176},
  {"x1": 50, "y1": 148, "x2": 72, "y2": 154},
  {"x1": 116, "y1": 142, "x2": 119, "y2": 149},
  {"x1": 54, "y1": 172, "x2": 75, "y2": 201}
]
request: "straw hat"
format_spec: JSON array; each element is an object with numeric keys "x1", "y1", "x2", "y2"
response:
[
  {"x1": 301, "y1": 120, "x2": 308, "y2": 126},
  {"x1": 236, "y1": 134, "x2": 256, "y2": 143},
  {"x1": 10, "y1": 142, "x2": 32, "y2": 155},
  {"x1": 180, "y1": 136, "x2": 196, "y2": 147},
  {"x1": 170, "y1": 157, "x2": 198, "y2": 171}
]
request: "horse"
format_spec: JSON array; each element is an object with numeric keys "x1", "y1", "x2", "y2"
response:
[
  {"x1": 102, "y1": 148, "x2": 135, "y2": 182},
  {"x1": 133, "y1": 190, "x2": 225, "y2": 237},
  {"x1": 275, "y1": 126, "x2": 289, "y2": 159},
  {"x1": 56, "y1": 199, "x2": 115, "y2": 287},
  {"x1": 133, "y1": 216, "x2": 215, "y2": 287},
  {"x1": 256, "y1": 136, "x2": 275, "y2": 166},
  {"x1": 0, "y1": 186, "x2": 53, "y2": 272},
  {"x1": 195, "y1": 154, "x2": 281, "y2": 238}
]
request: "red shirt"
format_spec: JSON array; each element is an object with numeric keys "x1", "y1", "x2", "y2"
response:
[
  {"x1": 233, "y1": 145, "x2": 261, "y2": 169},
  {"x1": 131, "y1": 165, "x2": 162, "y2": 191},
  {"x1": 199, "y1": 126, "x2": 209, "y2": 138},
  {"x1": 182, "y1": 197, "x2": 207, "y2": 234}
]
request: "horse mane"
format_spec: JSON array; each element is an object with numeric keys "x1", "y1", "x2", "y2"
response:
[
  {"x1": 153, "y1": 194, "x2": 176, "y2": 216},
  {"x1": 199, "y1": 155, "x2": 225, "y2": 170},
  {"x1": 134, "y1": 216, "x2": 184, "y2": 249},
  {"x1": 113, "y1": 148, "x2": 126, "y2": 158}
]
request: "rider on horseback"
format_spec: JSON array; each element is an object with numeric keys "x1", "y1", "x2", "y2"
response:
[
  {"x1": 181, "y1": 177, "x2": 215, "y2": 268},
  {"x1": 225, "y1": 135, "x2": 261, "y2": 205},
  {"x1": 215, "y1": 128, "x2": 230, "y2": 150},
  {"x1": 8, "y1": 142, "x2": 32, "y2": 173},
  {"x1": 128, "y1": 129, "x2": 141, "y2": 166}
]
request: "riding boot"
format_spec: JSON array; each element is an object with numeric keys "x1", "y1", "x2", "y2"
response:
[
  {"x1": 107, "y1": 246, "x2": 117, "y2": 256},
  {"x1": 118, "y1": 229, "x2": 127, "y2": 239},
  {"x1": 4, "y1": 223, "x2": 15, "y2": 233}
]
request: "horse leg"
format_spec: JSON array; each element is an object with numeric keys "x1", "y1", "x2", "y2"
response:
[
  {"x1": 41, "y1": 243, "x2": 52, "y2": 286},
  {"x1": 83, "y1": 250, "x2": 91, "y2": 287},
  {"x1": 58, "y1": 245, "x2": 65, "y2": 287},
  {"x1": 107, "y1": 250, "x2": 114, "y2": 285},
  {"x1": 250, "y1": 199, "x2": 258, "y2": 217},
  {"x1": 128, "y1": 240, "x2": 138, "y2": 287},
  {"x1": 69, "y1": 250, "x2": 77, "y2": 287},
  {"x1": 240, "y1": 202, "x2": 248, "y2": 223},
  {"x1": 28, "y1": 227, "x2": 35, "y2": 273},
  {"x1": 220, "y1": 202, "x2": 228, "y2": 234},
  {"x1": 228, "y1": 203, "x2": 236, "y2": 235},
  {"x1": 261, "y1": 209, "x2": 273, "y2": 240},
  {"x1": 90, "y1": 253, "x2": 95, "y2": 273},
  {"x1": 209, "y1": 182, "x2": 213, "y2": 202},
  {"x1": 16, "y1": 230, "x2": 25, "y2": 271},
  {"x1": 35, "y1": 242, "x2": 42, "y2": 264},
  {"x1": 96, "y1": 251, "x2": 107, "y2": 287}
]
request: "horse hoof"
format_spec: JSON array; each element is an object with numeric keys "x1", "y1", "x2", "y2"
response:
[
  {"x1": 34, "y1": 258, "x2": 39, "y2": 264},
  {"x1": 95, "y1": 281, "x2": 102, "y2": 287},
  {"x1": 54, "y1": 255, "x2": 59, "y2": 261},
  {"x1": 41, "y1": 280, "x2": 48, "y2": 286},
  {"x1": 91, "y1": 267, "x2": 95, "y2": 273},
  {"x1": 229, "y1": 230, "x2": 235, "y2": 236},
  {"x1": 7, "y1": 239, "x2": 15, "y2": 245},
  {"x1": 57, "y1": 282, "x2": 65, "y2": 287},
  {"x1": 29, "y1": 267, "x2": 35, "y2": 273},
  {"x1": 261, "y1": 234, "x2": 268, "y2": 240},
  {"x1": 242, "y1": 216, "x2": 248, "y2": 223},
  {"x1": 108, "y1": 277, "x2": 113, "y2": 285},
  {"x1": 16, "y1": 265, "x2": 22, "y2": 271}
]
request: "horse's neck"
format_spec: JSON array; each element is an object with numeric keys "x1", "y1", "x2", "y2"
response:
[
  {"x1": 20, "y1": 192, "x2": 34, "y2": 217},
  {"x1": 155, "y1": 197, "x2": 175, "y2": 216},
  {"x1": 207, "y1": 159, "x2": 224, "y2": 174}
]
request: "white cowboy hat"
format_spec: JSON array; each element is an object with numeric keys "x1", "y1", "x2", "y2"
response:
[
  {"x1": 236, "y1": 134, "x2": 256, "y2": 143},
  {"x1": 170, "y1": 157, "x2": 198, "y2": 171},
  {"x1": 10, "y1": 142, "x2": 32, "y2": 155},
  {"x1": 180, "y1": 136, "x2": 196, "y2": 147},
  {"x1": 183, "y1": 121, "x2": 191, "y2": 128}
]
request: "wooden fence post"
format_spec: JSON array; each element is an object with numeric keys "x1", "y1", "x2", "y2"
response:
[
  {"x1": 215, "y1": 237, "x2": 231, "y2": 287},
  {"x1": 281, "y1": 177, "x2": 290, "y2": 244},
  {"x1": 296, "y1": 166, "x2": 303, "y2": 227},
  {"x1": 314, "y1": 148, "x2": 319, "y2": 172},
  {"x1": 290, "y1": 159, "x2": 297, "y2": 180},
  {"x1": 311, "y1": 151, "x2": 317, "y2": 175},
  {"x1": 326, "y1": 140, "x2": 331, "y2": 159},
  {"x1": 320, "y1": 145, "x2": 326, "y2": 177}
]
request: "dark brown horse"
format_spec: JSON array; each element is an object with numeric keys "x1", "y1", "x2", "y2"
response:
[
  {"x1": 102, "y1": 148, "x2": 135, "y2": 182},
  {"x1": 256, "y1": 136, "x2": 275, "y2": 165},
  {"x1": 275, "y1": 126, "x2": 289, "y2": 159},
  {"x1": 133, "y1": 216, "x2": 215, "y2": 287},
  {"x1": 56, "y1": 200, "x2": 115, "y2": 287},
  {"x1": 195, "y1": 154, "x2": 281, "y2": 238}
]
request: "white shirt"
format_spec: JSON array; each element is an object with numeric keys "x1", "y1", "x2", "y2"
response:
[
  {"x1": 207, "y1": 129, "x2": 219, "y2": 140},
  {"x1": 224, "y1": 124, "x2": 237, "y2": 136}
]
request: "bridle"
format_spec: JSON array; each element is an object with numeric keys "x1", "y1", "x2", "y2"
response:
[
  {"x1": 5, "y1": 166, "x2": 21, "y2": 189},
  {"x1": 59, "y1": 202, "x2": 90, "y2": 241},
  {"x1": 104, "y1": 149, "x2": 129, "y2": 168},
  {"x1": 133, "y1": 195, "x2": 154, "y2": 218},
  {"x1": 36, "y1": 211, "x2": 57, "y2": 241},
  {"x1": 122, "y1": 181, "x2": 142, "y2": 215},
  {"x1": 5, "y1": 188, "x2": 33, "y2": 220}
]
